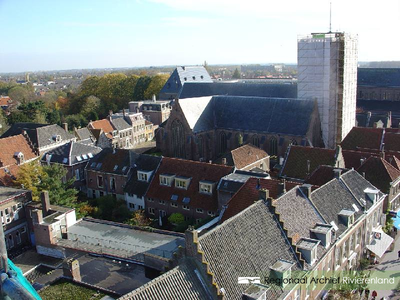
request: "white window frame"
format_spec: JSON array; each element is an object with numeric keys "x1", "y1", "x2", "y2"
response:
[
  {"x1": 183, "y1": 205, "x2": 190, "y2": 210},
  {"x1": 196, "y1": 208, "x2": 203, "y2": 214},
  {"x1": 148, "y1": 207, "x2": 155, "y2": 215},
  {"x1": 171, "y1": 202, "x2": 178, "y2": 208},
  {"x1": 175, "y1": 177, "x2": 190, "y2": 190},
  {"x1": 199, "y1": 182, "x2": 214, "y2": 194}
]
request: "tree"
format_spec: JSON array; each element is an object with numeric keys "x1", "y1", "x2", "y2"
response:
[
  {"x1": 127, "y1": 210, "x2": 151, "y2": 227},
  {"x1": 8, "y1": 85, "x2": 35, "y2": 103},
  {"x1": 133, "y1": 76, "x2": 152, "y2": 101},
  {"x1": 39, "y1": 164, "x2": 78, "y2": 207},
  {"x1": 168, "y1": 213, "x2": 185, "y2": 225},
  {"x1": 232, "y1": 68, "x2": 241, "y2": 79},
  {"x1": 80, "y1": 96, "x2": 101, "y2": 119},
  {"x1": 14, "y1": 162, "x2": 44, "y2": 201},
  {"x1": 144, "y1": 74, "x2": 169, "y2": 100},
  {"x1": 65, "y1": 114, "x2": 88, "y2": 129}
]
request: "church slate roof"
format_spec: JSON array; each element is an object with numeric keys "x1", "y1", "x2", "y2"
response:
[
  {"x1": 178, "y1": 96, "x2": 316, "y2": 136},
  {"x1": 118, "y1": 259, "x2": 212, "y2": 300},
  {"x1": 159, "y1": 66, "x2": 212, "y2": 99},
  {"x1": 198, "y1": 200, "x2": 302, "y2": 300},
  {"x1": 86, "y1": 148, "x2": 131, "y2": 176},
  {"x1": 358, "y1": 68, "x2": 400, "y2": 87},
  {"x1": 178, "y1": 82, "x2": 298, "y2": 99}
]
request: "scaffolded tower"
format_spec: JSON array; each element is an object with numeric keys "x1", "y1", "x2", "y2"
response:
[{"x1": 297, "y1": 32, "x2": 358, "y2": 149}]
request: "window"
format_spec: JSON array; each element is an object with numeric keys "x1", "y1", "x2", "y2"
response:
[
  {"x1": 148, "y1": 207, "x2": 155, "y2": 215},
  {"x1": 21, "y1": 226, "x2": 26, "y2": 234},
  {"x1": 148, "y1": 198, "x2": 154, "y2": 202},
  {"x1": 269, "y1": 137, "x2": 278, "y2": 156},
  {"x1": 219, "y1": 132, "x2": 227, "y2": 154},
  {"x1": 110, "y1": 177, "x2": 116, "y2": 191},
  {"x1": 160, "y1": 175, "x2": 175, "y2": 187},
  {"x1": 171, "y1": 119, "x2": 185, "y2": 158},
  {"x1": 196, "y1": 219, "x2": 202, "y2": 224},
  {"x1": 197, "y1": 135, "x2": 203, "y2": 158},
  {"x1": 171, "y1": 202, "x2": 178, "y2": 208},
  {"x1": 183, "y1": 205, "x2": 190, "y2": 210},
  {"x1": 159, "y1": 200, "x2": 166, "y2": 205},
  {"x1": 196, "y1": 208, "x2": 203, "y2": 214},
  {"x1": 199, "y1": 182, "x2": 213, "y2": 194},
  {"x1": 252, "y1": 135, "x2": 260, "y2": 148},
  {"x1": 175, "y1": 178, "x2": 190, "y2": 189},
  {"x1": 138, "y1": 205, "x2": 143, "y2": 210},
  {"x1": 208, "y1": 211, "x2": 215, "y2": 216},
  {"x1": 75, "y1": 169, "x2": 80, "y2": 181},
  {"x1": 129, "y1": 203, "x2": 134, "y2": 209},
  {"x1": 291, "y1": 139, "x2": 298, "y2": 145},
  {"x1": 138, "y1": 171, "x2": 149, "y2": 182},
  {"x1": 16, "y1": 232, "x2": 21, "y2": 244},
  {"x1": 97, "y1": 175, "x2": 103, "y2": 187}
]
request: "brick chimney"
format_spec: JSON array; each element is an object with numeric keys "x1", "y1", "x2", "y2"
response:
[
  {"x1": 31, "y1": 209, "x2": 43, "y2": 224},
  {"x1": 259, "y1": 188, "x2": 269, "y2": 201},
  {"x1": 41, "y1": 191, "x2": 51, "y2": 217},
  {"x1": 300, "y1": 184, "x2": 312, "y2": 199},
  {"x1": 62, "y1": 122, "x2": 68, "y2": 132},
  {"x1": 278, "y1": 180, "x2": 286, "y2": 196},
  {"x1": 63, "y1": 259, "x2": 81, "y2": 282}
]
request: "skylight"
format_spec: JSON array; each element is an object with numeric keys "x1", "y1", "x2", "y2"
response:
[
  {"x1": 62, "y1": 158, "x2": 68, "y2": 164},
  {"x1": 88, "y1": 153, "x2": 93, "y2": 158},
  {"x1": 91, "y1": 162, "x2": 96, "y2": 168},
  {"x1": 96, "y1": 163, "x2": 102, "y2": 169},
  {"x1": 171, "y1": 195, "x2": 178, "y2": 201},
  {"x1": 82, "y1": 154, "x2": 88, "y2": 160},
  {"x1": 76, "y1": 156, "x2": 82, "y2": 162},
  {"x1": 113, "y1": 165, "x2": 119, "y2": 171}
]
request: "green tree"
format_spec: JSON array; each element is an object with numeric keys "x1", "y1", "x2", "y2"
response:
[
  {"x1": 8, "y1": 85, "x2": 35, "y2": 103},
  {"x1": 126, "y1": 210, "x2": 151, "y2": 227},
  {"x1": 80, "y1": 95, "x2": 101, "y2": 118},
  {"x1": 168, "y1": 213, "x2": 185, "y2": 225},
  {"x1": 144, "y1": 74, "x2": 169, "y2": 99},
  {"x1": 232, "y1": 68, "x2": 241, "y2": 79},
  {"x1": 14, "y1": 162, "x2": 44, "y2": 201},
  {"x1": 133, "y1": 76, "x2": 152, "y2": 101},
  {"x1": 39, "y1": 164, "x2": 78, "y2": 207},
  {"x1": 65, "y1": 114, "x2": 88, "y2": 129}
]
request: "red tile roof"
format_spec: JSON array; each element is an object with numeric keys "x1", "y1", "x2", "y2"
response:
[
  {"x1": 357, "y1": 156, "x2": 400, "y2": 193},
  {"x1": 0, "y1": 134, "x2": 38, "y2": 186},
  {"x1": 280, "y1": 146, "x2": 336, "y2": 180},
  {"x1": 146, "y1": 157, "x2": 233, "y2": 212},
  {"x1": 383, "y1": 131, "x2": 400, "y2": 152},
  {"x1": 342, "y1": 150, "x2": 375, "y2": 169},
  {"x1": 231, "y1": 144, "x2": 269, "y2": 169},
  {"x1": 89, "y1": 119, "x2": 114, "y2": 139},
  {"x1": 306, "y1": 165, "x2": 349, "y2": 187},
  {"x1": 341, "y1": 127, "x2": 383, "y2": 151},
  {"x1": 0, "y1": 96, "x2": 11, "y2": 106},
  {"x1": 220, "y1": 177, "x2": 300, "y2": 222}
]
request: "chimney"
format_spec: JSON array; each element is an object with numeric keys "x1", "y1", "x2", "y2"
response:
[
  {"x1": 221, "y1": 157, "x2": 227, "y2": 165},
  {"x1": 31, "y1": 209, "x2": 43, "y2": 224},
  {"x1": 360, "y1": 158, "x2": 365, "y2": 166},
  {"x1": 63, "y1": 259, "x2": 81, "y2": 282},
  {"x1": 152, "y1": 94, "x2": 156, "y2": 102},
  {"x1": 259, "y1": 188, "x2": 269, "y2": 201},
  {"x1": 278, "y1": 179, "x2": 286, "y2": 196},
  {"x1": 122, "y1": 109, "x2": 126, "y2": 117},
  {"x1": 300, "y1": 184, "x2": 312, "y2": 199},
  {"x1": 185, "y1": 226, "x2": 198, "y2": 257},
  {"x1": 209, "y1": 160, "x2": 212, "y2": 164},
  {"x1": 333, "y1": 169, "x2": 342, "y2": 179},
  {"x1": 41, "y1": 191, "x2": 51, "y2": 216},
  {"x1": 62, "y1": 122, "x2": 68, "y2": 132}
]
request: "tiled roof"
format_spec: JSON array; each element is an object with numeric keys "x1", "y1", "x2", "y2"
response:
[
  {"x1": 357, "y1": 156, "x2": 400, "y2": 193},
  {"x1": 2, "y1": 123, "x2": 74, "y2": 149},
  {"x1": 383, "y1": 131, "x2": 400, "y2": 152},
  {"x1": 310, "y1": 175, "x2": 363, "y2": 235},
  {"x1": 119, "y1": 259, "x2": 211, "y2": 300},
  {"x1": 221, "y1": 177, "x2": 299, "y2": 223},
  {"x1": 231, "y1": 144, "x2": 269, "y2": 170},
  {"x1": 86, "y1": 148, "x2": 131, "y2": 176},
  {"x1": 124, "y1": 154, "x2": 162, "y2": 198},
  {"x1": 0, "y1": 134, "x2": 37, "y2": 166},
  {"x1": 40, "y1": 141, "x2": 102, "y2": 166},
  {"x1": 89, "y1": 119, "x2": 115, "y2": 139},
  {"x1": 159, "y1": 66, "x2": 212, "y2": 98},
  {"x1": 342, "y1": 150, "x2": 375, "y2": 169},
  {"x1": 280, "y1": 146, "x2": 336, "y2": 180},
  {"x1": 198, "y1": 200, "x2": 301, "y2": 300},
  {"x1": 306, "y1": 166, "x2": 349, "y2": 187},
  {"x1": 146, "y1": 157, "x2": 232, "y2": 211},
  {"x1": 340, "y1": 127, "x2": 383, "y2": 151},
  {"x1": 178, "y1": 82, "x2": 297, "y2": 99},
  {"x1": 178, "y1": 96, "x2": 316, "y2": 136},
  {"x1": 75, "y1": 127, "x2": 93, "y2": 141},
  {"x1": 111, "y1": 118, "x2": 131, "y2": 131},
  {"x1": 218, "y1": 170, "x2": 269, "y2": 194},
  {"x1": 358, "y1": 68, "x2": 400, "y2": 87},
  {"x1": 0, "y1": 96, "x2": 11, "y2": 106},
  {"x1": 273, "y1": 187, "x2": 324, "y2": 240}
]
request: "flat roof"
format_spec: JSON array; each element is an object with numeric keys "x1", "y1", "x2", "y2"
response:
[
  {"x1": 270, "y1": 259, "x2": 294, "y2": 273},
  {"x1": 67, "y1": 220, "x2": 184, "y2": 259},
  {"x1": 297, "y1": 238, "x2": 319, "y2": 250}
]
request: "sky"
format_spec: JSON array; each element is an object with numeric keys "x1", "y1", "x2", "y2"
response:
[{"x1": 0, "y1": 0, "x2": 399, "y2": 73}]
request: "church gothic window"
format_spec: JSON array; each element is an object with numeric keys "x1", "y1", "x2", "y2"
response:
[
  {"x1": 197, "y1": 135, "x2": 203, "y2": 159},
  {"x1": 171, "y1": 119, "x2": 185, "y2": 158},
  {"x1": 219, "y1": 132, "x2": 227, "y2": 154},
  {"x1": 252, "y1": 135, "x2": 260, "y2": 148},
  {"x1": 269, "y1": 137, "x2": 277, "y2": 156}
]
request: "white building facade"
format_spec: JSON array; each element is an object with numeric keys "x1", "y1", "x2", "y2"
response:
[{"x1": 298, "y1": 32, "x2": 358, "y2": 149}]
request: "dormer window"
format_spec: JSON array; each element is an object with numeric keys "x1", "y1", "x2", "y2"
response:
[
  {"x1": 199, "y1": 181, "x2": 214, "y2": 194},
  {"x1": 364, "y1": 187, "x2": 379, "y2": 204},
  {"x1": 269, "y1": 259, "x2": 295, "y2": 288},
  {"x1": 296, "y1": 238, "x2": 320, "y2": 265},
  {"x1": 175, "y1": 177, "x2": 190, "y2": 189},
  {"x1": 339, "y1": 209, "x2": 355, "y2": 227},
  {"x1": 14, "y1": 152, "x2": 24, "y2": 165},
  {"x1": 310, "y1": 223, "x2": 333, "y2": 248},
  {"x1": 138, "y1": 170, "x2": 152, "y2": 182},
  {"x1": 160, "y1": 174, "x2": 175, "y2": 187},
  {"x1": 53, "y1": 135, "x2": 62, "y2": 142}
]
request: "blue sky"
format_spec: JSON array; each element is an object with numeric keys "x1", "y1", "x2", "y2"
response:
[{"x1": 0, "y1": 0, "x2": 399, "y2": 72}]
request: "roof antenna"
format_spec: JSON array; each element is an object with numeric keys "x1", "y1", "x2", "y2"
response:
[{"x1": 329, "y1": 1, "x2": 332, "y2": 33}]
